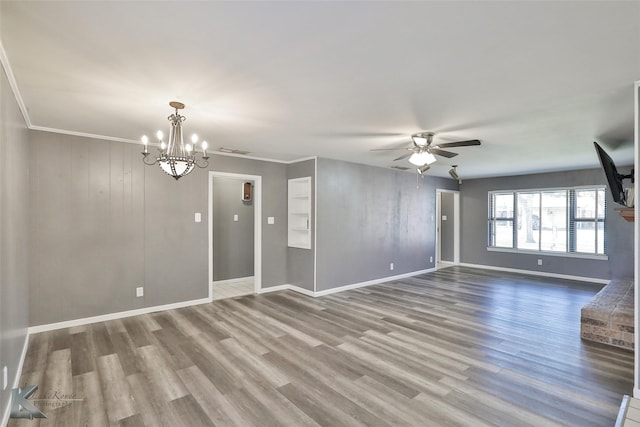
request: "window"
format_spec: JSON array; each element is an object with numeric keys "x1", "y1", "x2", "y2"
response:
[
  {"x1": 488, "y1": 187, "x2": 606, "y2": 256},
  {"x1": 488, "y1": 193, "x2": 514, "y2": 248}
]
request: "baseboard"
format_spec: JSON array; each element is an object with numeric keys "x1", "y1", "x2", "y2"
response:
[
  {"x1": 1, "y1": 331, "x2": 30, "y2": 427},
  {"x1": 257, "y1": 284, "x2": 315, "y2": 297},
  {"x1": 458, "y1": 263, "x2": 608, "y2": 285},
  {"x1": 257, "y1": 269, "x2": 435, "y2": 299},
  {"x1": 212, "y1": 276, "x2": 254, "y2": 286},
  {"x1": 634, "y1": 387, "x2": 640, "y2": 399},
  {"x1": 314, "y1": 268, "x2": 436, "y2": 297},
  {"x1": 28, "y1": 297, "x2": 212, "y2": 334}
]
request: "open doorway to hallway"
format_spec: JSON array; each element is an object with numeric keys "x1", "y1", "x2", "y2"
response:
[
  {"x1": 209, "y1": 172, "x2": 262, "y2": 300},
  {"x1": 436, "y1": 189, "x2": 460, "y2": 269}
]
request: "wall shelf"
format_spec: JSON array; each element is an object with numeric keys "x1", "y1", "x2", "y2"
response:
[
  {"x1": 288, "y1": 177, "x2": 312, "y2": 249},
  {"x1": 614, "y1": 207, "x2": 634, "y2": 222}
]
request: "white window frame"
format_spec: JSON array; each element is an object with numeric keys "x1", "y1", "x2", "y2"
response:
[{"x1": 487, "y1": 185, "x2": 608, "y2": 260}]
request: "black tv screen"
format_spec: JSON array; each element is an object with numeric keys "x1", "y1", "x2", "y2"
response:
[{"x1": 594, "y1": 141, "x2": 626, "y2": 206}]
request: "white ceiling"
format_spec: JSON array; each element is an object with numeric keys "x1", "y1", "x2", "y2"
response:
[{"x1": 2, "y1": 1, "x2": 639, "y2": 179}]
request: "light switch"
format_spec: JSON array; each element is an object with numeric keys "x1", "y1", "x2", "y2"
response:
[
  {"x1": 442, "y1": 215, "x2": 447, "y2": 221},
  {"x1": 194, "y1": 212, "x2": 201, "y2": 223},
  {"x1": 267, "y1": 217, "x2": 275, "y2": 225},
  {"x1": 233, "y1": 214, "x2": 239, "y2": 222}
]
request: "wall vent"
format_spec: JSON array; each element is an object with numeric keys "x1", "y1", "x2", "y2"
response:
[{"x1": 218, "y1": 147, "x2": 251, "y2": 155}]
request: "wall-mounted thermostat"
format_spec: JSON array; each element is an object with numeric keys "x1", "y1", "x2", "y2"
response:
[{"x1": 242, "y1": 182, "x2": 253, "y2": 202}]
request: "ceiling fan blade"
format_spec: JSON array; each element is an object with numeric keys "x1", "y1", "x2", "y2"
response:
[
  {"x1": 433, "y1": 139, "x2": 481, "y2": 148},
  {"x1": 370, "y1": 147, "x2": 411, "y2": 152},
  {"x1": 430, "y1": 148, "x2": 458, "y2": 158},
  {"x1": 393, "y1": 153, "x2": 412, "y2": 161}
]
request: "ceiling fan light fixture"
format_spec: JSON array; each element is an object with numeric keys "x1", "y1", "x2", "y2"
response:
[
  {"x1": 408, "y1": 151, "x2": 437, "y2": 166},
  {"x1": 412, "y1": 135, "x2": 428, "y2": 146}
]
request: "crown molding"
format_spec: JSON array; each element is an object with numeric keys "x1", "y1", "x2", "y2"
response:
[
  {"x1": 29, "y1": 125, "x2": 139, "y2": 144},
  {"x1": 0, "y1": 39, "x2": 31, "y2": 127},
  {"x1": 1, "y1": 39, "x2": 316, "y2": 166}
]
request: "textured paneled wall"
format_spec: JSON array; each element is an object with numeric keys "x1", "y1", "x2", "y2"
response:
[
  {"x1": 28, "y1": 131, "x2": 287, "y2": 325},
  {"x1": 0, "y1": 62, "x2": 30, "y2": 420},
  {"x1": 460, "y1": 168, "x2": 634, "y2": 280},
  {"x1": 29, "y1": 134, "x2": 148, "y2": 323},
  {"x1": 315, "y1": 158, "x2": 458, "y2": 292},
  {"x1": 212, "y1": 177, "x2": 255, "y2": 281}
]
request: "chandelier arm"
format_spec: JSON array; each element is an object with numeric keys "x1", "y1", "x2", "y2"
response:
[
  {"x1": 141, "y1": 153, "x2": 158, "y2": 165},
  {"x1": 195, "y1": 156, "x2": 210, "y2": 169}
]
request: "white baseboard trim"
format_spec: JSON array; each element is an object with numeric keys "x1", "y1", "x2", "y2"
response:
[
  {"x1": 314, "y1": 268, "x2": 436, "y2": 297},
  {"x1": 28, "y1": 297, "x2": 212, "y2": 334},
  {"x1": 458, "y1": 263, "x2": 608, "y2": 285},
  {"x1": 212, "y1": 276, "x2": 254, "y2": 286},
  {"x1": 256, "y1": 269, "x2": 436, "y2": 299},
  {"x1": 257, "y1": 284, "x2": 290, "y2": 294},
  {"x1": 257, "y1": 284, "x2": 315, "y2": 297},
  {"x1": 634, "y1": 387, "x2": 640, "y2": 399},
  {"x1": 1, "y1": 331, "x2": 30, "y2": 427}
]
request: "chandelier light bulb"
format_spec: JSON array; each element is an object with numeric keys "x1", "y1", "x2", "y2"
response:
[
  {"x1": 156, "y1": 130, "x2": 163, "y2": 141},
  {"x1": 160, "y1": 141, "x2": 167, "y2": 150},
  {"x1": 201, "y1": 141, "x2": 208, "y2": 154},
  {"x1": 191, "y1": 134, "x2": 198, "y2": 143},
  {"x1": 141, "y1": 135, "x2": 148, "y2": 145},
  {"x1": 186, "y1": 144, "x2": 193, "y2": 153}
]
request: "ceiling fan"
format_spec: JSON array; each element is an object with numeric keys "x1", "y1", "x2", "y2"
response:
[{"x1": 372, "y1": 132, "x2": 481, "y2": 167}]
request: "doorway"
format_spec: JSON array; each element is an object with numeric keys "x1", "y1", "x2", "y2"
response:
[
  {"x1": 208, "y1": 171, "x2": 262, "y2": 299},
  {"x1": 436, "y1": 189, "x2": 460, "y2": 268}
]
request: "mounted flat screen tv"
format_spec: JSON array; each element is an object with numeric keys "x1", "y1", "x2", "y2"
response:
[{"x1": 593, "y1": 141, "x2": 633, "y2": 206}]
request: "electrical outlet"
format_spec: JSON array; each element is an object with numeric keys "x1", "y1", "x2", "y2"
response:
[
  {"x1": 136, "y1": 287, "x2": 144, "y2": 297},
  {"x1": 3, "y1": 366, "x2": 8, "y2": 390},
  {"x1": 537, "y1": 259, "x2": 542, "y2": 266},
  {"x1": 430, "y1": 256, "x2": 433, "y2": 263},
  {"x1": 390, "y1": 263, "x2": 394, "y2": 271}
]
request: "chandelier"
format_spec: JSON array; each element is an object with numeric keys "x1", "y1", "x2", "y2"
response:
[{"x1": 141, "y1": 101, "x2": 209, "y2": 180}]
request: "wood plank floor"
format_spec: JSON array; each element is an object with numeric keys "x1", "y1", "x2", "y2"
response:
[{"x1": 8, "y1": 267, "x2": 634, "y2": 426}]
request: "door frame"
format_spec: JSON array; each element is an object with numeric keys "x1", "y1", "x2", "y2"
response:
[
  {"x1": 435, "y1": 189, "x2": 460, "y2": 266},
  {"x1": 208, "y1": 171, "x2": 262, "y2": 298}
]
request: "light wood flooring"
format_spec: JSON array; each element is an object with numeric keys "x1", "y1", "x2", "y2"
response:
[{"x1": 8, "y1": 266, "x2": 634, "y2": 426}]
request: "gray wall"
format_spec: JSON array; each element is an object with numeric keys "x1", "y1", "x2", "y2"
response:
[
  {"x1": 286, "y1": 159, "x2": 315, "y2": 291},
  {"x1": 0, "y1": 61, "x2": 30, "y2": 420},
  {"x1": 440, "y1": 192, "x2": 455, "y2": 262},
  {"x1": 315, "y1": 158, "x2": 458, "y2": 292},
  {"x1": 28, "y1": 131, "x2": 288, "y2": 325},
  {"x1": 460, "y1": 168, "x2": 634, "y2": 280},
  {"x1": 207, "y1": 156, "x2": 288, "y2": 289},
  {"x1": 212, "y1": 177, "x2": 254, "y2": 281}
]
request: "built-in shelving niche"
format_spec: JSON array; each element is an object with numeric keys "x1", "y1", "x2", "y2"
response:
[{"x1": 288, "y1": 176, "x2": 312, "y2": 249}]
